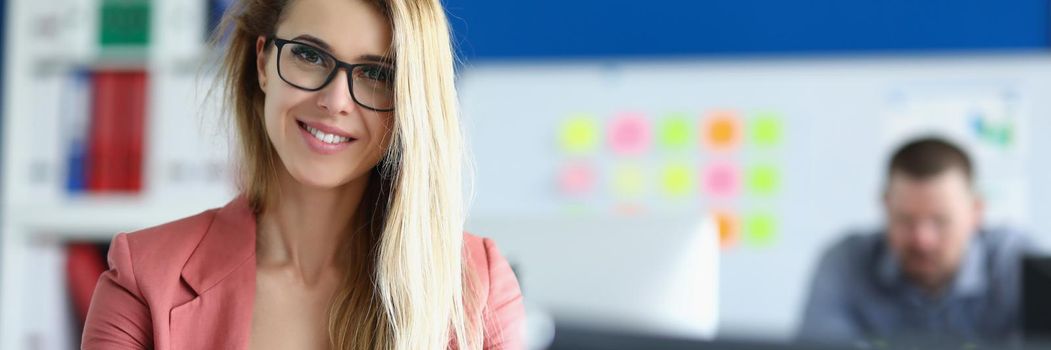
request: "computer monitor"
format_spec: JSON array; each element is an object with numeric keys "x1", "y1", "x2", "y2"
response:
[
  {"x1": 1022, "y1": 255, "x2": 1051, "y2": 341},
  {"x1": 465, "y1": 214, "x2": 719, "y2": 341}
]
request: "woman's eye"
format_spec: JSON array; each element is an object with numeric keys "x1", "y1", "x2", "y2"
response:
[
  {"x1": 359, "y1": 65, "x2": 394, "y2": 82},
  {"x1": 291, "y1": 45, "x2": 326, "y2": 65}
]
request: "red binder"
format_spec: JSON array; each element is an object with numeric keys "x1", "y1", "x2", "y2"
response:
[
  {"x1": 87, "y1": 70, "x2": 147, "y2": 192},
  {"x1": 66, "y1": 243, "x2": 108, "y2": 324}
]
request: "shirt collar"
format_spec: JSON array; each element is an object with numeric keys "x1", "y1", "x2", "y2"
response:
[{"x1": 876, "y1": 230, "x2": 988, "y2": 301}]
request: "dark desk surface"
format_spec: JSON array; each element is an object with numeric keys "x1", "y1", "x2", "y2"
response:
[{"x1": 547, "y1": 323, "x2": 1051, "y2": 350}]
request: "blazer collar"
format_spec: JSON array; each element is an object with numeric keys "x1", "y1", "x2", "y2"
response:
[{"x1": 180, "y1": 195, "x2": 257, "y2": 296}]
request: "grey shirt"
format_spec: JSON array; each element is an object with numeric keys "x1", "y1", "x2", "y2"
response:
[{"x1": 798, "y1": 228, "x2": 1032, "y2": 344}]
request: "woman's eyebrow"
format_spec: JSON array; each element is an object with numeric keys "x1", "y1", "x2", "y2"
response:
[
  {"x1": 292, "y1": 34, "x2": 394, "y2": 65},
  {"x1": 359, "y1": 54, "x2": 394, "y2": 66},
  {"x1": 292, "y1": 34, "x2": 333, "y2": 52}
]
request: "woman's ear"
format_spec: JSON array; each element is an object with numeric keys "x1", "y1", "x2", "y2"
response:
[{"x1": 256, "y1": 36, "x2": 269, "y2": 92}]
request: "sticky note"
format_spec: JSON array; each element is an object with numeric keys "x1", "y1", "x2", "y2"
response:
[
  {"x1": 745, "y1": 213, "x2": 777, "y2": 247},
  {"x1": 608, "y1": 113, "x2": 651, "y2": 156},
  {"x1": 703, "y1": 110, "x2": 741, "y2": 151},
  {"x1": 558, "y1": 162, "x2": 596, "y2": 196},
  {"x1": 612, "y1": 164, "x2": 645, "y2": 198},
  {"x1": 751, "y1": 112, "x2": 783, "y2": 148},
  {"x1": 703, "y1": 162, "x2": 740, "y2": 198},
  {"x1": 713, "y1": 211, "x2": 739, "y2": 249},
  {"x1": 747, "y1": 165, "x2": 780, "y2": 197},
  {"x1": 659, "y1": 113, "x2": 691, "y2": 151},
  {"x1": 661, "y1": 162, "x2": 692, "y2": 197},
  {"x1": 560, "y1": 115, "x2": 599, "y2": 154}
]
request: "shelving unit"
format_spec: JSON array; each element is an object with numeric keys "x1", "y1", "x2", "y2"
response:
[{"x1": 1, "y1": 0, "x2": 236, "y2": 348}]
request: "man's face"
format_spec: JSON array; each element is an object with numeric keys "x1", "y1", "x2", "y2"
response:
[{"x1": 884, "y1": 169, "x2": 983, "y2": 291}]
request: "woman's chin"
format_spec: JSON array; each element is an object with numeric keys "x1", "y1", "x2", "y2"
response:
[{"x1": 286, "y1": 168, "x2": 354, "y2": 190}]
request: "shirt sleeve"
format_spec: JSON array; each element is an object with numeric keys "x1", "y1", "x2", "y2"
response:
[
  {"x1": 82, "y1": 233, "x2": 153, "y2": 349},
  {"x1": 481, "y1": 238, "x2": 526, "y2": 350},
  {"x1": 797, "y1": 239, "x2": 863, "y2": 343}
]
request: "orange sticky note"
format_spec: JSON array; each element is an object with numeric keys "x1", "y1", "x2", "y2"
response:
[
  {"x1": 713, "y1": 210, "x2": 740, "y2": 249},
  {"x1": 608, "y1": 113, "x2": 651, "y2": 156},
  {"x1": 703, "y1": 110, "x2": 741, "y2": 152}
]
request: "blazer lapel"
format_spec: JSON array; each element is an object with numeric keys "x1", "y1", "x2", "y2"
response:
[{"x1": 170, "y1": 196, "x2": 257, "y2": 350}]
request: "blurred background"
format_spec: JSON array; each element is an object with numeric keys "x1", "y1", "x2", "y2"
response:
[{"x1": 3, "y1": 0, "x2": 1051, "y2": 349}]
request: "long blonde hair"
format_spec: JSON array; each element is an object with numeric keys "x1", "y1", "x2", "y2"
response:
[{"x1": 213, "y1": 0, "x2": 479, "y2": 349}]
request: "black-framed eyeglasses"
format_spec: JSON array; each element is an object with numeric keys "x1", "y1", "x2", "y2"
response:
[{"x1": 268, "y1": 37, "x2": 395, "y2": 112}]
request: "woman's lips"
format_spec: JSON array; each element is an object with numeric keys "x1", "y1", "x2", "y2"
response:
[{"x1": 297, "y1": 120, "x2": 356, "y2": 155}]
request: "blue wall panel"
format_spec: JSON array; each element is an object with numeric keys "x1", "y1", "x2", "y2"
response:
[{"x1": 444, "y1": 0, "x2": 1051, "y2": 60}]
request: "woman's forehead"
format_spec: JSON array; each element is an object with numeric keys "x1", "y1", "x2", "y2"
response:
[{"x1": 278, "y1": 0, "x2": 393, "y2": 59}]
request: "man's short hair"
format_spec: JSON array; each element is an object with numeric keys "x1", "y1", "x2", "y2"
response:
[{"x1": 888, "y1": 137, "x2": 974, "y2": 184}]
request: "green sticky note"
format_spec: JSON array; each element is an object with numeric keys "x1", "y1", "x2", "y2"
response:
[
  {"x1": 745, "y1": 213, "x2": 777, "y2": 247},
  {"x1": 661, "y1": 163, "x2": 692, "y2": 197},
  {"x1": 659, "y1": 114, "x2": 691, "y2": 150},
  {"x1": 613, "y1": 164, "x2": 645, "y2": 198},
  {"x1": 560, "y1": 115, "x2": 599, "y2": 154},
  {"x1": 751, "y1": 112, "x2": 783, "y2": 148},
  {"x1": 747, "y1": 165, "x2": 780, "y2": 197}
]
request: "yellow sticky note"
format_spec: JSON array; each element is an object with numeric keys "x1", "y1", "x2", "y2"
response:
[
  {"x1": 747, "y1": 165, "x2": 780, "y2": 197},
  {"x1": 751, "y1": 112, "x2": 783, "y2": 148},
  {"x1": 661, "y1": 162, "x2": 692, "y2": 197},
  {"x1": 659, "y1": 113, "x2": 692, "y2": 151},
  {"x1": 745, "y1": 213, "x2": 777, "y2": 247},
  {"x1": 613, "y1": 164, "x2": 645, "y2": 198},
  {"x1": 560, "y1": 115, "x2": 599, "y2": 154}
]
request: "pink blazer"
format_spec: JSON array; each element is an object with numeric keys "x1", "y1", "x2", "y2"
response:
[{"x1": 82, "y1": 196, "x2": 525, "y2": 349}]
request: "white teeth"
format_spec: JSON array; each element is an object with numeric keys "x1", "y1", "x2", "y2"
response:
[{"x1": 303, "y1": 124, "x2": 350, "y2": 144}]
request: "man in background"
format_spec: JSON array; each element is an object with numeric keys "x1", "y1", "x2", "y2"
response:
[{"x1": 798, "y1": 137, "x2": 1031, "y2": 344}]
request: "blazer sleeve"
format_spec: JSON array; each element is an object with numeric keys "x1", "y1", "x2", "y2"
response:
[
  {"x1": 481, "y1": 238, "x2": 526, "y2": 350},
  {"x1": 82, "y1": 233, "x2": 153, "y2": 349}
]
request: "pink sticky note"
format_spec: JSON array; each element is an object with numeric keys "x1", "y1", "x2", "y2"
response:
[
  {"x1": 608, "y1": 113, "x2": 651, "y2": 156},
  {"x1": 703, "y1": 162, "x2": 740, "y2": 198},
  {"x1": 559, "y1": 162, "x2": 596, "y2": 196}
]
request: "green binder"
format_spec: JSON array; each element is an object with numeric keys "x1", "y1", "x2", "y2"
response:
[{"x1": 99, "y1": 0, "x2": 151, "y2": 47}]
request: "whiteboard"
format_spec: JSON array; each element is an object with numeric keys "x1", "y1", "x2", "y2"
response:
[{"x1": 459, "y1": 53, "x2": 1051, "y2": 339}]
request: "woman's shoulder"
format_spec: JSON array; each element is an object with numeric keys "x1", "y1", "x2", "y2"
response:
[
  {"x1": 462, "y1": 233, "x2": 521, "y2": 304},
  {"x1": 126, "y1": 206, "x2": 219, "y2": 248},
  {"x1": 462, "y1": 232, "x2": 526, "y2": 347},
  {"x1": 109, "y1": 207, "x2": 223, "y2": 278},
  {"x1": 462, "y1": 232, "x2": 508, "y2": 285}
]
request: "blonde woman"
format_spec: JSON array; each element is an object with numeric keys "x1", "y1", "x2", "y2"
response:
[{"x1": 81, "y1": 0, "x2": 525, "y2": 349}]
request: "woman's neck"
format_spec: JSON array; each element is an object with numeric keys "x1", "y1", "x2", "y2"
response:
[{"x1": 255, "y1": 168, "x2": 370, "y2": 285}]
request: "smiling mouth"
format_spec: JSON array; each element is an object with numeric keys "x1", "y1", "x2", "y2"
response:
[{"x1": 297, "y1": 120, "x2": 355, "y2": 145}]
